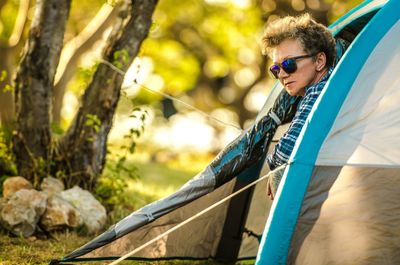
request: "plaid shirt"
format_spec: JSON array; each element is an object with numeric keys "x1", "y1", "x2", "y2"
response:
[{"x1": 267, "y1": 68, "x2": 333, "y2": 170}]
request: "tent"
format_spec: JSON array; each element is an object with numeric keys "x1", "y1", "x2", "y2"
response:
[
  {"x1": 258, "y1": 0, "x2": 400, "y2": 264},
  {"x1": 53, "y1": 0, "x2": 400, "y2": 264}
]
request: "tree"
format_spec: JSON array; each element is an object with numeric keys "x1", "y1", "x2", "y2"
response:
[{"x1": 11, "y1": 0, "x2": 158, "y2": 189}]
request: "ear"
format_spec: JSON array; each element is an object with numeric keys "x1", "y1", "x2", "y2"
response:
[{"x1": 315, "y1": 52, "x2": 327, "y2": 71}]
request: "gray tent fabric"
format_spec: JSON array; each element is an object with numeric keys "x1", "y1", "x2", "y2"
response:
[
  {"x1": 288, "y1": 166, "x2": 400, "y2": 264},
  {"x1": 77, "y1": 179, "x2": 237, "y2": 260}
]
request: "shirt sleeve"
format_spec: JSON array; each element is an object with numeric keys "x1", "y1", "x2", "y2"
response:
[
  {"x1": 266, "y1": 90, "x2": 318, "y2": 170},
  {"x1": 266, "y1": 111, "x2": 305, "y2": 170}
]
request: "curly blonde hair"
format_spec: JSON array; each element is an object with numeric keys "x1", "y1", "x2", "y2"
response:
[{"x1": 262, "y1": 14, "x2": 336, "y2": 68}]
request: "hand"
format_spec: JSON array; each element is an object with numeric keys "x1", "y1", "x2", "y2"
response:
[{"x1": 267, "y1": 177, "x2": 274, "y2": 201}]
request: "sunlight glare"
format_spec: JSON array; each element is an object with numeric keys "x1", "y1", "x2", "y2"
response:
[
  {"x1": 244, "y1": 81, "x2": 269, "y2": 112},
  {"x1": 153, "y1": 112, "x2": 216, "y2": 152},
  {"x1": 144, "y1": 74, "x2": 165, "y2": 92},
  {"x1": 219, "y1": 126, "x2": 241, "y2": 148},
  {"x1": 205, "y1": 0, "x2": 251, "y2": 8},
  {"x1": 61, "y1": 91, "x2": 79, "y2": 121},
  {"x1": 123, "y1": 57, "x2": 153, "y2": 87},
  {"x1": 238, "y1": 47, "x2": 256, "y2": 65},
  {"x1": 234, "y1": 67, "x2": 257, "y2": 87},
  {"x1": 232, "y1": 0, "x2": 251, "y2": 9}
]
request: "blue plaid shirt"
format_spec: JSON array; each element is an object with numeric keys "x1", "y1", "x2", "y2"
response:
[{"x1": 267, "y1": 68, "x2": 333, "y2": 170}]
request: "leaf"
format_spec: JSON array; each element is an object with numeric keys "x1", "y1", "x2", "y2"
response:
[
  {"x1": 3, "y1": 85, "x2": 13, "y2": 93},
  {"x1": 0, "y1": 71, "x2": 7, "y2": 82},
  {"x1": 129, "y1": 143, "x2": 136, "y2": 154}
]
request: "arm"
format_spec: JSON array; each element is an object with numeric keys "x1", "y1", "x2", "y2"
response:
[{"x1": 210, "y1": 89, "x2": 301, "y2": 188}]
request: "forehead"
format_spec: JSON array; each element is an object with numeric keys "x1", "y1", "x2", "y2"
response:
[{"x1": 272, "y1": 39, "x2": 305, "y2": 62}]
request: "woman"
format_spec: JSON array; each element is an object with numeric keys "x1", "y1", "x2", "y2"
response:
[{"x1": 262, "y1": 14, "x2": 336, "y2": 199}]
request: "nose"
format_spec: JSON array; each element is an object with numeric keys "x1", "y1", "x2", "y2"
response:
[{"x1": 278, "y1": 67, "x2": 289, "y2": 79}]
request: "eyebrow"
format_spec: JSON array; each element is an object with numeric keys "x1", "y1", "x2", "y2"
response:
[{"x1": 273, "y1": 55, "x2": 295, "y2": 64}]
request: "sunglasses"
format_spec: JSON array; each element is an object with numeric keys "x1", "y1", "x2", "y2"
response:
[{"x1": 269, "y1": 54, "x2": 315, "y2": 79}]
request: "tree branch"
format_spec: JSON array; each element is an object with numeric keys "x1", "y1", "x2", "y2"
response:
[
  {"x1": 8, "y1": 0, "x2": 30, "y2": 47},
  {"x1": 52, "y1": 3, "x2": 119, "y2": 123}
]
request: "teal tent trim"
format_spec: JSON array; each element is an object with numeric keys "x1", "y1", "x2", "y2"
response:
[
  {"x1": 328, "y1": 0, "x2": 387, "y2": 32},
  {"x1": 256, "y1": 0, "x2": 400, "y2": 264}
]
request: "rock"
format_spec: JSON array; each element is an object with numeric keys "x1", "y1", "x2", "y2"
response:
[
  {"x1": 0, "y1": 189, "x2": 47, "y2": 237},
  {"x1": 3, "y1": 176, "x2": 33, "y2": 199},
  {"x1": 60, "y1": 186, "x2": 107, "y2": 234},
  {"x1": 40, "y1": 195, "x2": 83, "y2": 231},
  {"x1": 40, "y1": 177, "x2": 65, "y2": 196}
]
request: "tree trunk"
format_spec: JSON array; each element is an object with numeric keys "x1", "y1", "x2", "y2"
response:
[
  {"x1": 13, "y1": 0, "x2": 71, "y2": 184},
  {"x1": 58, "y1": 0, "x2": 158, "y2": 190}
]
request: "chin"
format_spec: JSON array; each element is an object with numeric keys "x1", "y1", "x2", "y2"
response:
[
  {"x1": 285, "y1": 89, "x2": 297, "y2": 97},
  {"x1": 285, "y1": 86, "x2": 304, "y2": 97}
]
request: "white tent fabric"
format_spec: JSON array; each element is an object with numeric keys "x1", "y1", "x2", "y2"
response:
[{"x1": 317, "y1": 19, "x2": 400, "y2": 167}]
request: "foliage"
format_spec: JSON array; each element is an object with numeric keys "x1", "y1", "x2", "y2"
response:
[
  {"x1": 95, "y1": 107, "x2": 148, "y2": 209},
  {"x1": 143, "y1": 0, "x2": 263, "y2": 94},
  {"x1": 0, "y1": 70, "x2": 6, "y2": 82},
  {"x1": 0, "y1": 70, "x2": 12, "y2": 93},
  {"x1": 113, "y1": 48, "x2": 130, "y2": 69},
  {"x1": 0, "y1": 128, "x2": 17, "y2": 195}
]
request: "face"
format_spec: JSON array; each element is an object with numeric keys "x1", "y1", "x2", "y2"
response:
[{"x1": 271, "y1": 39, "x2": 325, "y2": 97}]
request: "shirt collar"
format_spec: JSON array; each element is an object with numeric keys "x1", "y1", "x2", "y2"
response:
[{"x1": 304, "y1": 67, "x2": 334, "y2": 95}]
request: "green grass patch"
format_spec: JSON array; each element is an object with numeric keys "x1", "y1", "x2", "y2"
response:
[
  {"x1": 0, "y1": 231, "x2": 254, "y2": 264},
  {"x1": 0, "y1": 231, "x2": 90, "y2": 265}
]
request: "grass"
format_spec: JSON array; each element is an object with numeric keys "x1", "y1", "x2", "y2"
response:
[
  {"x1": 1, "y1": 230, "x2": 245, "y2": 264},
  {"x1": 0, "y1": 155, "x2": 255, "y2": 265},
  {"x1": 0, "y1": 231, "x2": 90, "y2": 265},
  {"x1": 0, "y1": 230, "x2": 255, "y2": 264}
]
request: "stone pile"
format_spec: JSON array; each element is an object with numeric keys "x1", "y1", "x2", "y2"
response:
[{"x1": 0, "y1": 176, "x2": 107, "y2": 237}]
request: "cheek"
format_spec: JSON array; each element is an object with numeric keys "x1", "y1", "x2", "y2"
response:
[{"x1": 296, "y1": 67, "x2": 317, "y2": 85}]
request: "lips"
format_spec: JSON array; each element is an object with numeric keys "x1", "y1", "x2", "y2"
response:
[{"x1": 284, "y1": 81, "x2": 294, "y2": 86}]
